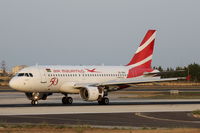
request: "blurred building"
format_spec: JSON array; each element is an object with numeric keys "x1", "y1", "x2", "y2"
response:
[
  {"x1": 0, "y1": 69, "x2": 3, "y2": 74},
  {"x1": 0, "y1": 69, "x2": 4, "y2": 77},
  {"x1": 12, "y1": 65, "x2": 28, "y2": 74}
]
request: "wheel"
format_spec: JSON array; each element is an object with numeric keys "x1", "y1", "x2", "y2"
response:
[
  {"x1": 62, "y1": 97, "x2": 73, "y2": 104},
  {"x1": 98, "y1": 97, "x2": 109, "y2": 105},
  {"x1": 67, "y1": 97, "x2": 73, "y2": 104},
  {"x1": 31, "y1": 100, "x2": 38, "y2": 105},
  {"x1": 62, "y1": 97, "x2": 68, "y2": 104},
  {"x1": 98, "y1": 100, "x2": 103, "y2": 105},
  {"x1": 103, "y1": 97, "x2": 109, "y2": 105}
]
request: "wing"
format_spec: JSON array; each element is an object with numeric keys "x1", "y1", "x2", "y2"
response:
[
  {"x1": 143, "y1": 70, "x2": 185, "y2": 77},
  {"x1": 99, "y1": 77, "x2": 178, "y2": 86},
  {"x1": 60, "y1": 77, "x2": 181, "y2": 94},
  {"x1": 75, "y1": 77, "x2": 179, "y2": 89}
]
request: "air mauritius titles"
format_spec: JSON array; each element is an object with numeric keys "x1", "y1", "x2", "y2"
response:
[{"x1": 46, "y1": 68, "x2": 97, "y2": 73}]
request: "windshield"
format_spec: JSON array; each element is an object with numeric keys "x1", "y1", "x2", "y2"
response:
[{"x1": 17, "y1": 73, "x2": 33, "y2": 77}]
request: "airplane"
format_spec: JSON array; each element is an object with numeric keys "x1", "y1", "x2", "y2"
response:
[{"x1": 9, "y1": 30, "x2": 178, "y2": 105}]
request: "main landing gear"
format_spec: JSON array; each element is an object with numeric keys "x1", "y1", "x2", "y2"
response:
[
  {"x1": 98, "y1": 97, "x2": 109, "y2": 105},
  {"x1": 62, "y1": 96, "x2": 73, "y2": 105}
]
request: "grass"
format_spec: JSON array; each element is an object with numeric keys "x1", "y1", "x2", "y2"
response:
[
  {"x1": 0, "y1": 124, "x2": 200, "y2": 133},
  {"x1": 192, "y1": 110, "x2": 200, "y2": 115}
]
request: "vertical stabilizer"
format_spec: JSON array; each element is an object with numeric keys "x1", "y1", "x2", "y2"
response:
[{"x1": 126, "y1": 30, "x2": 156, "y2": 78}]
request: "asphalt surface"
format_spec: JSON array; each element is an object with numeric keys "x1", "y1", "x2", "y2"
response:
[
  {"x1": 1, "y1": 100, "x2": 200, "y2": 108},
  {"x1": 0, "y1": 112, "x2": 200, "y2": 128},
  {"x1": 1, "y1": 87, "x2": 200, "y2": 128},
  {"x1": 1, "y1": 86, "x2": 200, "y2": 92}
]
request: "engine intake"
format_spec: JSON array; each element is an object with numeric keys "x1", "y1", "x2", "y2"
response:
[{"x1": 80, "y1": 87, "x2": 104, "y2": 101}]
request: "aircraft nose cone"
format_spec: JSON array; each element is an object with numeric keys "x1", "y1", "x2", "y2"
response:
[{"x1": 9, "y1": 78, "x2": 18, "y2": 89}]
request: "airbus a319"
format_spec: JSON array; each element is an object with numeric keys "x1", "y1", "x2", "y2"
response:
[{"x1": 9, "y1": 30, "x2": 177, "y2": 105}]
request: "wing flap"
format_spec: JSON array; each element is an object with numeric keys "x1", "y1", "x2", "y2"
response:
[
  {"x1": 71, "y1": 77, "x2": 179, "y2": 90},
  {"x1": 99, "y1": 77, "x2": 178, "y2": 86}
]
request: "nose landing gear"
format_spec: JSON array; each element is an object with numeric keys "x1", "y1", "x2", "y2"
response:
[{"x1": 31, "y1": 100, "x2": 38, "y2": 105}]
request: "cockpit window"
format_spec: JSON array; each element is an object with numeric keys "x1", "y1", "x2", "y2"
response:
[
  {"x1": 18, "y1": 73, "x2": 24, "y2": 77},
  {"x1": 17, "y1": 73, "x2": 33, "y2": 77},
  {"x1": 25, "y1": 73, "x2": 29, "y2": 77},
  {"x1": 29, "y1": 73, "x2": 33, "y2": 77}
]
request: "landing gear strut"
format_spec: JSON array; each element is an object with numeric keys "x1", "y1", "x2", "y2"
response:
[
  {"x1": 31, "y1": 100, "x2": 38, "y2": 105},
  {"x1": 62, "y1": 97, "x2": 73, "y2": 105},
  {"x1": 98, "y1": 97, "x2": 109, "y2": 105}
]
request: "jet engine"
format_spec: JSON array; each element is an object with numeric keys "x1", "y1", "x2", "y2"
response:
[
  {"x1": 80, "y1": 87, "x2": 104, "y2": 101},
  {"x1": 25, "y1": 92, "x2": 52, "y2": 101}
]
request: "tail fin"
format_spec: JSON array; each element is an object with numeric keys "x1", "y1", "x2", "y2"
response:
[
  {"x1": 126, "y1": 30, "x2": 156, "y2": 78},
  {"x1": 127, "y1": 30, "x2": 156, "y2": 68}
]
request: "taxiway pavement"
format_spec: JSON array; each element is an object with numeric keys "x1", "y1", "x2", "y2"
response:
[
  {"x1": 0, "y1": 92, "x2": 200, "y2": 115},
  {"x1": 0, "y1": 91, "x2": 200, "y2": 128}
]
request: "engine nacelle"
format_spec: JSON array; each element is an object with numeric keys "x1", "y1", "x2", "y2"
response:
[
  {"x1": 80, "y1": 87, "x2": 104, "y2": 101},
  {"x1": 25, "y1": 92, "x2": 52, "y2": 100}
]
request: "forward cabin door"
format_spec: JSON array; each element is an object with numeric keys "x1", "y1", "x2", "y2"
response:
[{"x1": 39, "y1": 68, "x2": 47, "y2": 83}]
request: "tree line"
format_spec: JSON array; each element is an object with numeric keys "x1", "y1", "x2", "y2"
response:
[{"x1": 154, "y1": 63, "x2": 200, "y2": 82}]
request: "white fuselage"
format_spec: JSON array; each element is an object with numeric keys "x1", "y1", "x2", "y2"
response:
[{"x1": 10, "y1": 65, "x2": 129, "y2": 93}]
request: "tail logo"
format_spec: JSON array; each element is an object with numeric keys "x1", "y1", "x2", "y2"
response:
[{"x1": 85, "y1": 68, "x2": 100, "y2": 73}]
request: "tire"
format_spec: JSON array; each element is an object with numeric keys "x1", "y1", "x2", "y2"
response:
[
  {"x1": 98, "y1": 97, "x2": 109, "y2": 105},
  {"x1": 98, "y1": 100, "x2": 103, "y2": 105},
  {"x1": 103, "y1": 97, "x2": 109, "y2": 105},
  {"x1": 31, "y1": 100, "x2": 38, "y2": 105},
  {"x1": 67, "y1": 97, "x2": 73, "y2": 104},
  {"x1": 62, "y1": 97, "x2": 73, "y2": 104},
  {"x1": 62, "y1": 97, "x2": 68, "y2": 104}
]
